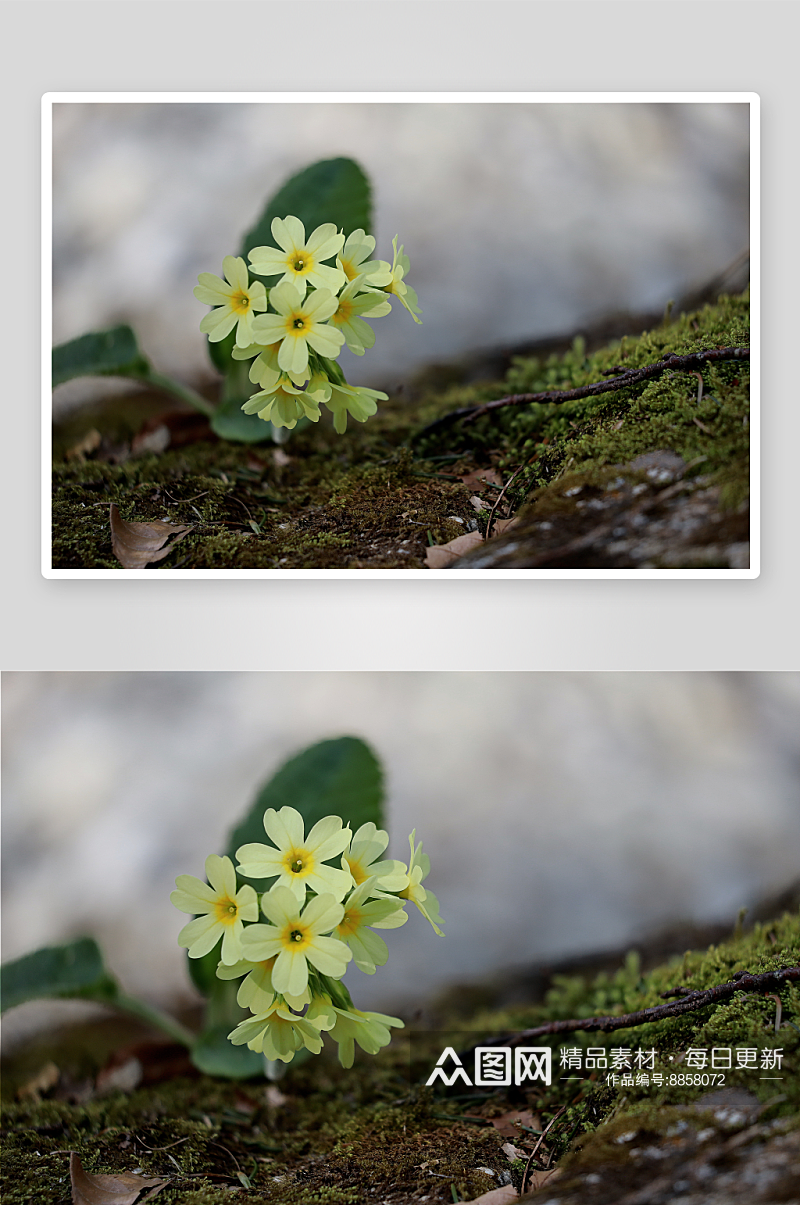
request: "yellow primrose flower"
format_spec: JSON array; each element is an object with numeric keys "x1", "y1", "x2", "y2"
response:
[
  {"x1": 228, "y1": 1000, "x2": 325, "y2": 1063},
  {"x1": 326, "y1": 1005, "x2": 404, "y2": 1068},
  {"x1": 328, "y1": 276, "x2": 392, "y2": 356},
  {"x1": 379, "y1": 236, "x2": 422, "y2": 324},
  {"x1": 248, "y1": 217, "x2": 345, "y2": 294},
  {"x1": 241, "y1": 887, "x2": 351, "y2": 997},
  {"x1": 232, "y1": 341, "x2": 309, "y2": 392},
  {"x1": 336, "y1": 878, "x2": 408, "y2": 974},
  {"x1": 398, "y1": 831, "x2": 444, "y2": 936},
  {"x1": 194, "y1": 256, "x2": 268, "y2": 348},
  {"x1": 236, "y1": 806, "x2": 353, "y2": 902},
  {"x1": 251, "y1": 282, "x2": 345, "y2": 376},
  {"x1": 215, "y1": 956, "x2": 309, "y2": 1014},
  {"x1": 325, "y1": 382, "x2": 388, "y2": 435},
  {"x1": 342, "y1": 823, "x2": 409, "y2": 894},
  {"x1": 170, "y1": 854, "x2": 258, "y2": 965},
  {"x1": 337, "y1": 230, "x2": 392, "y2": 289},
  {"x1": 241, "y1": 372, "x2": 331, "y2": 429}
]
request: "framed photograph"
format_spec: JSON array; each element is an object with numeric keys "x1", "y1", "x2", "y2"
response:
[{"x1": 44, "y1": 93, "x2": 758, "y2": 577}]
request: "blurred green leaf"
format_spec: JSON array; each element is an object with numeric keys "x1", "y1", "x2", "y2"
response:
[
  {"x1": 0, "y1": 937, "x2": 119, "y2": 1013},
  {"x1": 191, "y1": 1026, "x2": 265, "y2": 1078},
  {"x1": 241, "y1": 157, "x2": 373, "y2": 263},
  {"x1": 227, "y1": 737, "x2": 385, "y2": 894},
  {"x1": 190, "y1": 977, "x2": 263, "y2": 1078},
  {"x1": 207, "y1": 327, "x2": 237, "y2": 375},
  {"x1": 52, "y1": 325, "x2": 151, "y2": 388},
  {"x1": 210, "y1": 396, "x2": 276, "y2": 443}
]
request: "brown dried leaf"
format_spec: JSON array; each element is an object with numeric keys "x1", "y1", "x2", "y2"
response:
[
  {"x1": 492, "y1": 517, "x2": 520, "y2": 536},
  {"x1": 17, "y1": 1061, "x2": 59, "y2": 1101},
  {"x1": 465, "y1": 1186, "x2": 519, "y2": 1204},
  {"x1": 70, "y1": 1152, "x2": 168, "y2": 1205},
  {"x1": 109, "y1": 504, "x2": 191, "y2": 569},
  {"x1": 461, "y1": 467, "x2": 503, "y2": 490},
  {"x1": 66, "y1": 429, "x2": 102, "y2": 462},
  {"x1": 425, "y1": 530, "x2": 484, "y2": 568},
  {"x1": 488, "y1": 1109, "x2": 540, "y2": 1138},
  {"x1": 501, "y1": 1141, "x2": 527, "y2": 1161},
  {"x1": 526, "y1": 1168, "x2": 562, "y2": 1191},
  {"x1": 470, "y1": 495, "x2": 489, "y2": 512}
]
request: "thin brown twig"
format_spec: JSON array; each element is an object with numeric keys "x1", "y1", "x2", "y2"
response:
[
  {"x1": 414, "y1": 347, "x2": 749, "y2": 440},
  {"x1": 485, "y1": 464, "x2": 526, "y2": 541},
  {"x1": 521, "y1": 1105, "x2": 567, "y2": 1195},
  {"x1": 135, "y1": 1135, "x2": 190, "y2": 1154},
  {"x1": 479, "y1": 966, "x2": 799, "y2": 1048}
]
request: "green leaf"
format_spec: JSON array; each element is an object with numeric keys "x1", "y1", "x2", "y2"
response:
[
  {"x1": 190, "y1": 977, "x2": 263, "y2": 1078},
  {"x1": 0, "y1": 937, "x2": 119, "y2": 1013},
  {"x1": 187, "y1": 946, "x2": 221, "y2": 996},
  {"x1": 227, "y1": 737, "x2": 384, "y2": 893},
  {"x1": 52, "y1": 325, "x2": 151, "y2": 388},
  {"x1": 191, "y1": 1026, "x2": 266, "y2": 1079},
  {"x1": 207, "y1": 327, "x2": 237, "y2": 375},
  {"x1": 240, "y1": 157, "x2": 373, "y2": 262},
  {"x1": 210, "y1": 396, "x2": 276, "y2": 443}
]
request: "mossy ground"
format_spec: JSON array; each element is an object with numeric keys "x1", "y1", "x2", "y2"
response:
[
  {"x1": 51, "y1": 292, "x2": 749, "y2": 569},
  {"x1": 3, "y1": 904, "x2": 795, "y2": 1203}
]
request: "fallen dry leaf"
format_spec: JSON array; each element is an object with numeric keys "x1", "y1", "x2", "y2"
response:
[
  {"x1": 525, "y1": 1168, "x2": 562, "y2": 1192},
  {"x1": 94, "y1": 1056, "x2": 142, "y2": 1097},
  {"x1": 17, "y1": 1061, "x2": 59, "y2": 1101},
  {"x1": 425, "y1": 530, "x2": 484, "y2": 568},
  {"x1": 131, "y1": 424, "x2": 171, "y2": 456},
  {"x1": 492, "y1": 517, "x2": 520, "y2": 536},
  {"x1": 66, "y1": 429, "x2": 102, "y2": 462},
  {"x1": 461, "y1": 467, "x2": 503, "y2": 490},
  {"x1": 465, "y1": 1185, "x2": 519, "y2": 1204},
  {"x1": 470, "y1": 495, "x2": 489, "y2": 512},
  {"x1": 70, "y1": 1152, "x2": 168, "y2": 1205},
  {"x1": 488, "y1": 1109, "x2": 540, "y2": 1138},
  {"x1": 110, "y1": 504, "x2": 191, "y2": 569},
  {"x1": 501, "y1": 1141, "x2": 527, "y2": 1161}
]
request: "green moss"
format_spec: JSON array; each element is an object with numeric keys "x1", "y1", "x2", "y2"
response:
[
  {"x1": 2, "y1": 904, "x2": 795, "y2": 1203},
  {"x1": 51, "y1": 293, "x2": 749, "y2": 569}
]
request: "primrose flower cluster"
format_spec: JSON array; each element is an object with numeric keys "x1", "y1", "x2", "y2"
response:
[
  {"x1": 194, "y1": 218, "x2": 421, "y2": 433},
  {"x1": 171, "y1": 807, "x2": 442, "y2": 1066}
]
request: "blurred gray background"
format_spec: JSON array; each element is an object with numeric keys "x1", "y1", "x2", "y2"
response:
[
  {"x1": 52, "y1": 101, "x2": 750, "y2": 414},
  {"x1": 2, "y1": 673, "x2": 798, "y2": 1040}
]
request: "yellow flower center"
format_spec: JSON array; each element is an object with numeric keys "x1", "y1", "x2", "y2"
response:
[
  {"x1": 346, "y1": 856, "x2": 368, "y2": 886},
  {"x1": 338, "y1": 907, "x2": 363, "y2": 938},
  {"x1": 282, "y1": 847, "x2": 314, "y2": 879},
  {"x1": 292, "y1": 316, "x2": 308, "y2": 332},
  {"x1": 341, "y1": 259, "x2": 357, "y2": 282},
  {"x1": 230, "y1": 290, "x2": 251, "y2": 314},
  {"x1": 281, "y1": 921, "x2": 312, "y2": 952},
  {"x1": 214, "y1": 895, "x2": 239, "y2": 925},
  {"x1": 292, "y1": 256, "x2": 307, "y2": 272},
  {"x1": 335, "y1": 298, "x2": 353, "y2": 324}
]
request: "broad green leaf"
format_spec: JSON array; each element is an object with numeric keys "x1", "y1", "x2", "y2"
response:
[
  {"x1": 210, "y1": 396, "x2": 276, "y2": 443},
  {"x1": 227, "y1": 737, "x2": 384, "y2": 893},
  {"x1": 0, "y1": 937, "x2": 119, "y2": 1013},
  {"x1": 191, "y1": 1026, "x2": 265, "y2": 1078},
  {"x1": 207, "y1": 327, "x2": 237, "y2": 375},
  {"x1": 240, "y1": 157, "x2": 373, "y2": 263},
  {"x1": 52, "y1": 325, "x2": 151, "y2": 388},
  {"x1": 190, "y1": 977, "x2": 263, "y2": 1078}
]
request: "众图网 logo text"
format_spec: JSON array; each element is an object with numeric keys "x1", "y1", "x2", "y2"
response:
[{"x1": 426, "y1": 1046, "x2": 552, "y2": 1087}]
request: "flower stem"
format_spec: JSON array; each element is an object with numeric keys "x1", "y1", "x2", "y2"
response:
[
  {"x1": 140, "y1": 370, "x2": 216, "y2": 418},
  {"x1": 115, "y1": 992, "x2": 197, "y2": 1048}
]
